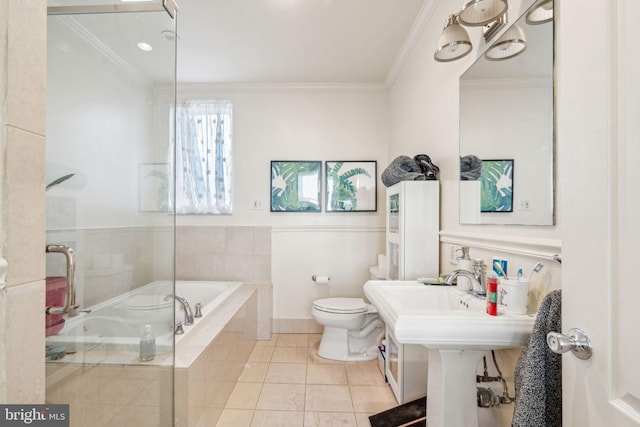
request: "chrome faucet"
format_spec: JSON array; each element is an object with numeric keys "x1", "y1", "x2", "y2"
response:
[
  {"x1": 445, "y1": 259, "x2": 487, "y2": 295},
  {"x1": 165, "y1": 294, "x2": 194, "y2": 326}
]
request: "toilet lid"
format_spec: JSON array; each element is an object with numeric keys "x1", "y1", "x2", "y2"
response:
[{"x1": 313, "y1": 297, "x2": 368, "y2": 314}]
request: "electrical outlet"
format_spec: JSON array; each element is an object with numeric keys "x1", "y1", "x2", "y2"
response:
[
  {"x1": 518, "y1": 199, "x2": 531, "y2": 210},
  {"x1": 251, "y1": 199, "x2": 264, "y2": 210}
]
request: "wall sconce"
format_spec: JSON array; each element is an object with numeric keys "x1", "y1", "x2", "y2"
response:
[
  {"x1": 526, "y1": 0, "x2": 553, "y2": 25},
  {"x1": 434, "y1": 14, "x2": 473, "y2": 62},
  {"x1": 485, "y1": 24, "x2": 526, "y2": 60},
  {"x1": 434, "y1": 0, "x2": 508, "y2": 62}
]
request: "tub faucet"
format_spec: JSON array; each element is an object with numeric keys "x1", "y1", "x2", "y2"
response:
[
  {"x1": 445, "y1": 260, "x2": 486, "y2": 295},
  {"x1": 166, "y1": 295, "x2": 194, "y2": 326}
]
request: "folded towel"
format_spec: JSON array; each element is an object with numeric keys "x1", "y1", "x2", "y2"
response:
[
  {"x1": 414, "y1": 154, "x2": 440, "y2": 180},
  {"x1": 512, "y1": 289, "x2": 562, "y2": 427},
  {"x1": 460, "y1": 155, "x2": 482, "y2": 180},
  {"x1": 381, "y1": 155, "x2": 426, "y2": 187}
]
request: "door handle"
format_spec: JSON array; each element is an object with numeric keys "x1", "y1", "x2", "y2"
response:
[
  {"x1": 547, "y1": 328, "x2": 592, "y2": 360},
  {"x1": 46, "y1": 245, "x2": 78, "y2": 315}
]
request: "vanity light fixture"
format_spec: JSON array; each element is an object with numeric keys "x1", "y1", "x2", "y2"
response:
[
  {"x1": 485, "y1": 24, "x2": 526, "y2": 60},
  {"x1": 434, "y1": 0, "x2": 509, "y2": 62},
  {"x1": 458, "y1": 0, "x2": 508, "y2": 26},
  {"x1": 525, "y1": 0, "x2": 553, "y2": 25},
  {"x1": 434, "y1": 14, "x2": 473, "y2": 62}
]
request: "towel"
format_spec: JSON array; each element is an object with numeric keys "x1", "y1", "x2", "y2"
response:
[
  {"x1": 381, "y1": 155, "x2": 426, "y2": 187},
  {"x1": 460, "y1": 155, "x2": 482, "y2": 180},
  {"x1": 414, "y1": 154, "x2": 440, "y2": 180},
  {"x1": 512, "y1": 289, "x2": 562, "y2": 427}
]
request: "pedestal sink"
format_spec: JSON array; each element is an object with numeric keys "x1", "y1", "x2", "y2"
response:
[{"x1": 363, "y1": 280, "x2": 535, "y2": 427}]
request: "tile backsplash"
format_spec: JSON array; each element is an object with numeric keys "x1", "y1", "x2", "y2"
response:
[{"x1": 176, "y1": 226, "x2": 271, "y2": 284}]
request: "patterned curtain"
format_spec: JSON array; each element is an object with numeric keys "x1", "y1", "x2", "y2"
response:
[{"x1": 176, "y1": 100, "x2": 233, "y2": 214}]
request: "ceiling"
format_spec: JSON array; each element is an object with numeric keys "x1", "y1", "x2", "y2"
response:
[{"x1": 175, "y1": 0, "x2": 425, "y2": 84}]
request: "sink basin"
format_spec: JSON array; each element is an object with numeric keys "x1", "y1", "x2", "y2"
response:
[
  {"x1": 364, "y1": 280, "x2": 536, "y2": 427},
  {"x1": 363, "y1": 280, "x2": 535, "y2": 350}
]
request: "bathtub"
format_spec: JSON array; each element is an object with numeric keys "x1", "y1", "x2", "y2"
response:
[{"x1": 46, "y1": 280, "x2": 243, "y2": 356}]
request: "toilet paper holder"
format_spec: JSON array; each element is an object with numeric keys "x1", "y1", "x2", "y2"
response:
[{"x1": 311, "y1": 275, "x2": 331, "y2": 283}]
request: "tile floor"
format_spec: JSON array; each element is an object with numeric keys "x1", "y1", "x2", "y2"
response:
[{"x1": 215, "y1": 333, "x2": 397, "y2": 427}]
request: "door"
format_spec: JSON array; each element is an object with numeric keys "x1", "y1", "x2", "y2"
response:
[
  {"x1": 45, "y1": 3, "x2": 177, "y2": 426},
  {"x1": 558, "y1": 0, "x2": 640, "y2": 425}
]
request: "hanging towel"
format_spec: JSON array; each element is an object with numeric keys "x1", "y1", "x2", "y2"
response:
[
  {"x1": 512, "y1": 289, "x2": 562, "y2": 427},
  {"x1": 381, "y1": 155, "x2": 426, "y2": 187}
]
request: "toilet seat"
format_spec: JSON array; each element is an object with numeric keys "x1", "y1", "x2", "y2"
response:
[{"x1": 312, "y1": 297, "x2": 367, "y2": 314}]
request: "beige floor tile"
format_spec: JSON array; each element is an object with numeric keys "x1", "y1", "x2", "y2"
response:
[
  {"x1": 225, "y1": 382, "x2": 263, "y2": 409},
  {"x1": 249, "y1": 345, "x2": 275, "y2": 362},
  {"x1": 306, "y1": 364, "x2": 348, "y2": 385},
  {"x1": 308, "y1": 334, "x2": 322, "y2": 349},
  {"x1": 194, "y1": 408, "x2": 224, "y2": 427},
  {"x1": 256, "y1": 383, "x2": 306, "y2": 411},
  {"x1": 239, "y1": 362, "x2": 270, "y2": 383},
  {"x1": 308, "y1": 347, "x2": 345, "y2": 365},
  {"x1": 304, "y1": 411, "x2": 357, "y2": 427},
  {"x1": 305, "y1": 384, "x2": 354, "y2": 413},
  {"x1": 354, "y1": 412, "x2": 373, "y2": 427},
  {"x1": 254, "y1": 334, "x2": 278, "y2": 347},
  {"x1": 350, "y1": 385, "x2": 397, "y2": 413},
  {"x1": 277, "y1": 334, "x2": 309, "y2": 347},
  {"x1": 272, "y1": 346, "x2": 308, "y2": 364},
  {"x1": 251, "y1": 410, "x2": 304, "y2": 427},
  {"x1": 345, "y1": 363, "x2": 387, "y2": 386},
  {"x1": 215, "y1": 409, "x2": 254, "y2": 427},
  {"x1": 265, "y1": 362, "x2": 307, "y2": 384}
]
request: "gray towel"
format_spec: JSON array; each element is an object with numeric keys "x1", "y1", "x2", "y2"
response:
[
  {"x1": 381, "y1": 155, "x2": 426, "y2": 187},
  {"x1": 460, "y1": 155, "x2": 482, "y2": 180},
  {"x1": 512, "y1": 289, "x2": 562, "y2": 427}
]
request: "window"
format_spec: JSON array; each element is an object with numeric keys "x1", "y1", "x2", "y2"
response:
[{"x1": 176, "y1": 100, "x2": 232, "y2": 214}]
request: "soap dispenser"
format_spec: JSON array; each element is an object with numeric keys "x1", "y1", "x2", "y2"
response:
[
  {"x1": 456, "y1": 247, "x2": 473, "y2": 291},
  {"x1": 139, "y1": 324, "x2": 156, "y2": 362}
]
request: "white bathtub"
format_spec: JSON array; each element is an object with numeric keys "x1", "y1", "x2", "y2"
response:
[{"x1": 46, "y1": 280, "x2": 243, "y2": 354}]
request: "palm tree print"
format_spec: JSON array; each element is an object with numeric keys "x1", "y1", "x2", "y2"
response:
[{"x1": 326, "y1": 162, "x2": 372, "y2": 211}]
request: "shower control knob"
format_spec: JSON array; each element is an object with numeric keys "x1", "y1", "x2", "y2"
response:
[{"x1": 547, "y1": 328, "x2": 592, "y2": 360}]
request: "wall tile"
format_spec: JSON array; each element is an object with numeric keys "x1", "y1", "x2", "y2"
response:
[
  {"x1": 226, "y1": 227, "x2": 255, "y2": 255},
  {"x1": 254, "y1": 227, "x2": 271, "y2": 255},
  {"x1": 6, "y1": 0, "x2": 47, "y2": 136},
  {"x1": 5, "y1": 128, "x2": 46, "y2": 286},
  {"x1": 4, "y1": 280, "x2": 45, "y2": 403}
]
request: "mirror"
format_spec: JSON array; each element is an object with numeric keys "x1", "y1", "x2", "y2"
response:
[{"x1": 459, "y1": 1, "x2": 554, "y2": 225}]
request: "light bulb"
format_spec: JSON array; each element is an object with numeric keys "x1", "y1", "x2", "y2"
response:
[{"x1": 474, "y1": 0, "x2": 494, "y2": 13}]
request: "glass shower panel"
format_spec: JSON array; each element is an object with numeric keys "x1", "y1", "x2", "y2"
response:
[{"x1": 45, "y1": 7, "x2": 176, "y2": 427}]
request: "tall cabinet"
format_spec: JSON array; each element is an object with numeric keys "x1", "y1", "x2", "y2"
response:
[{"x1": 386, "y1": 180, "x2": 440, "y2": 280}]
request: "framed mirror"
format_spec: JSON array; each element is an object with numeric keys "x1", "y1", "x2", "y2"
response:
[{"x1": 459, "y1": 1, "x2": 554, "y2": 225}]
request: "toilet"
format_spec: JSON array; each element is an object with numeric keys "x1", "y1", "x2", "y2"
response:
[{"x1": 311, "y1": 297, "x2": 384, "y2": 362}]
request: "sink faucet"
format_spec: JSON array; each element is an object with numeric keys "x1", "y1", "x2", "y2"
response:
[
  {"x1": 445, "y1": 259, "x2": 487, "y2": 295},
  {"x1": 165, "y1": 294, "x2": 194, "y2": 325}
]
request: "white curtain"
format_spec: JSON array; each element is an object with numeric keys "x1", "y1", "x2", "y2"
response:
[{"x1": 176, "y1": 100, "x2": 233, "y2": 214}]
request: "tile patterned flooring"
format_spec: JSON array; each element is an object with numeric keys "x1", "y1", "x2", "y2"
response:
[{"x1": 215, "y1": 333, "x2": 397, "y2": 427}]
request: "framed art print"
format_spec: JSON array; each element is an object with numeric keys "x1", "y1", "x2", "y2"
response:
[
  {"x1": 480, "y1": 159, "x2": 514, "y2": 212},
  {"x1": 325, "y1": 161, "x2": 377, "y2": 212},
  {"x1": 270, "y1": 161, "x2": 322, "y2": 212}
]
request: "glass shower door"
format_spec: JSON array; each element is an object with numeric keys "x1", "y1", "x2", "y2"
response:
[{"x1": 45, "y1": 4, "x2": 176, "y2": 426}]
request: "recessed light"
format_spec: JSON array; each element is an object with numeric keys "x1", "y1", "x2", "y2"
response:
[{"x1": 137, "y1": 42, "x2": 153, "y2": 52}]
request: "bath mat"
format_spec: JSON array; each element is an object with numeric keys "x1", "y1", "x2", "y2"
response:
[{"x1": 369, "y1": 396, "x2": 426, "y2": 427}]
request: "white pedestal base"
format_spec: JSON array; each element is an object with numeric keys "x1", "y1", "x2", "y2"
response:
[{"x1": 426, "y1": 348, "x2": 485, "y2": 427}]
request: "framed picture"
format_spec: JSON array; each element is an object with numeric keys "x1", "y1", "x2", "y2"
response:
[
  {"x1": 271, "y1": 161, "x2": 322, "y2": 212},
  {"x1": 480, "y1": 159, "x2": 514, "y2": 212},
  {"x1": 325, "y1": 161, "x2": 377, "y2": 212},
  {"x1": 139, "y1": 163, "x2": 170, "y2": 212}
]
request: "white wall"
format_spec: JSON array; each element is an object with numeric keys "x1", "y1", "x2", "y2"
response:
[{"x1": 176, "y1": 85, "x2": 390, "y2": 329}]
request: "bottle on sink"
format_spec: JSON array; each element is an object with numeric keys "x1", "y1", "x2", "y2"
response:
[{"x1": 456, "y1": 247, "x2": 473, "y2": 291}]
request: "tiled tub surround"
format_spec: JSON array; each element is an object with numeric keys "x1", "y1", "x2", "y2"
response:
[
  {"x1": 45, "y1": 283, "x2": 270, "y2": 427},
  {"x1": 176, "y1": 226, "x2": 271, "y2": 284},
  {"x1": 175, "y1": 285, "x2": 262, "y2": 426}
]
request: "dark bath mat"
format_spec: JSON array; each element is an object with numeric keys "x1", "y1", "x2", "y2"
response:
[{"x1": 369, "y1": 396, "x2": 426, "y2": 427}]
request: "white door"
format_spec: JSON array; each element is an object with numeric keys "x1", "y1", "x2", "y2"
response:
[{"x1": 559, "y1": 0, "x2": 640, "y2": 425}]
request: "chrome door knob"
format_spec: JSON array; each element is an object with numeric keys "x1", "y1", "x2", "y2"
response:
[{"x1": 547, "y1": 328, "x2": 592, "y2": 360}]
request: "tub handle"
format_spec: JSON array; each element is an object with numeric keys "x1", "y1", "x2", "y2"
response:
[
  {"x1": 194, "y1": 302, "x2": 203, "y2": 318},
  {"x1": 175, "y1": 321, "x2": 185, "y2": 335},
  {"x1": 46, "y1": 245, "x2": 78, "y2": 316}
]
